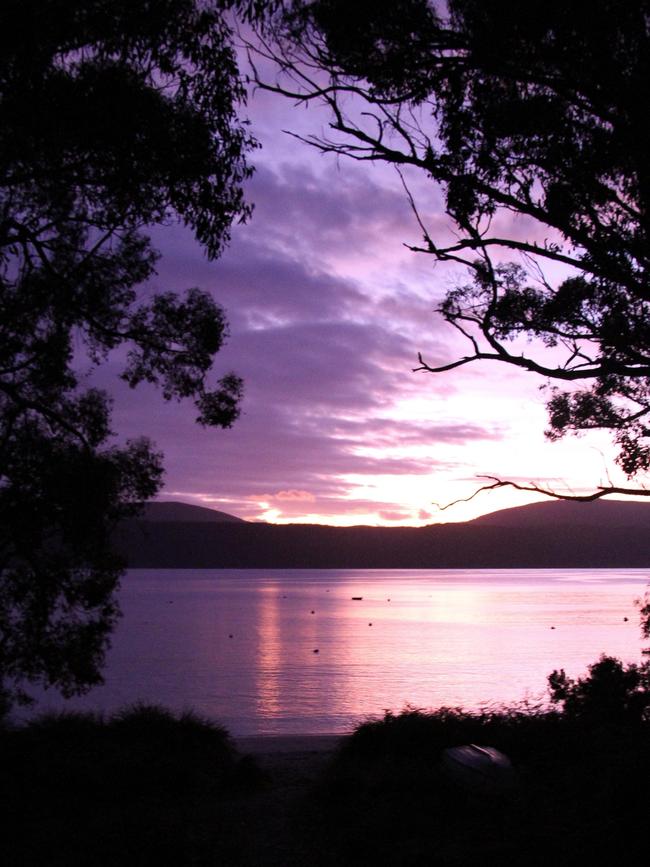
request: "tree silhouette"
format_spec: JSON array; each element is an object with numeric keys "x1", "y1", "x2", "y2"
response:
[
  {"x1": 256, "y1": 0, "x2": 650, "y2": 501},
  {"x1": 0, "y1": 1, "x2": 258, "y2": 712},
  {"x1": 549, "y1": 655, "x2": 650, "y2": 724}
]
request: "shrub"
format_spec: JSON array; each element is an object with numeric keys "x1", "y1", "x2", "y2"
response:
[
  {"x1": 0, "y1": 705, "x2": 263, "y2": 866},
  {"x1": 548, "y1": 654, "x2": 650, "y2": 724}
]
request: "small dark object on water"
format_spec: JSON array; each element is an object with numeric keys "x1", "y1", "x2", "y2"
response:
[
  {"x1": 228, "y1": 634, "x2": 233, "y2": 638},
  {"x1": 313, "y1": 649, "x2": 319, "y2": 653},
  {"x1": 369, "y1": 622, "x2": 373, "y2": 626},
  {"x1": 311, "y1": 610, "x2": 315, "y2": 614},
  {"x1": 551, "y1": 626, "x2": 555, "y2": 629},
  {"x1": 351, "y1": 596, "x2": 363, "y2": 601},
  {"x1": 624, "y1": 616, "x2": 629, "y2": 621}
]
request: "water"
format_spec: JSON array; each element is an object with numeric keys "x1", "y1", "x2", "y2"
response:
[{"x1": 29, "y1": 569, "x2": 649, "y2": 735}]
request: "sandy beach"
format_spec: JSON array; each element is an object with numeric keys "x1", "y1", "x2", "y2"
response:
[
  {"x1": 234, "y1": 734, "x2": 345, "y2": 785},
  {"x1": 235, "y1": 733, "x2": 344, "y2": 755},
  {"x1": 223, "y1": 735, "x2": 346, "y2": 865}
]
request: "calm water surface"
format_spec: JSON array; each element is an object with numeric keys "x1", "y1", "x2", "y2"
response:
[{"x1": 31, "y1": 569, "x2": 650, "y2": 735}]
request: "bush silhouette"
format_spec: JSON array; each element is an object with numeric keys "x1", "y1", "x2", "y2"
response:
[
  {"x1": 0, "y1": 705, "x2": 263, "y2": 866},
  {"x1": 548, "y1": 654, "x2": 650, "y2": 724}
]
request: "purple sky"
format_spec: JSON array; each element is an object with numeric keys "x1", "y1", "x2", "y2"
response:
[{"x1": 98, "y1": 57, "x2": 626, "y2": 526}]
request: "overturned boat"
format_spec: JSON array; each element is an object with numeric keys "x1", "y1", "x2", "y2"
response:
[{"x1": 441, "y1": 744, "x2": 516, "y2": 793}]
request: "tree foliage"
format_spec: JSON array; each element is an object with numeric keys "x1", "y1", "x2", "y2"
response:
[
  {"x1": 548, "y1": 655, "x2": 650, "y2": 724},
  {"x1": 0, "y1": 0, "x2": 256, "y2": 711},
  {"x1": 258, "y1": 0, "x2": 650, "y2": 499}
]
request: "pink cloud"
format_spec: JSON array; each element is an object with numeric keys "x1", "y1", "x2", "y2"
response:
[
  {"x1": 378, "y1": 510, "x2": 413, "y2": 522},
  {"x1": 273, "y1": 490, "x2": 316, "y2": 501}
]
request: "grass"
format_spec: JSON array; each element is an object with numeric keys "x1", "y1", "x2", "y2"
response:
[{"x1": 2, "y1": 703, "x2": 650, "y2": 866}]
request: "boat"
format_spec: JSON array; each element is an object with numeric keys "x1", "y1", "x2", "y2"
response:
[{"x1": 441, "y1": 744, "x2": 516, "y2": 793}]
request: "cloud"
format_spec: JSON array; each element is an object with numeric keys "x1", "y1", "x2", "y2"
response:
[
  {"x1": 378, "y1": 509, "x2": 413, "y2": 522},
  {"x1": 83, "y1": 83, "x2": 558, "y2": 527},
  {"x1": 329, "y1": 417, "x2": 502, "y2": 446},
  {"x1": 94, "y1": 226, "x2": 503, "y2": 525},
  {"x1": 150, "y1": 227, "x2": 368, "y2": 331},
  {"x1": 273, "y1": 489, "x2": 316, "y2": 501},
  {"x1": 245, "y1": 161, "x2": 416, "y2": 258}
]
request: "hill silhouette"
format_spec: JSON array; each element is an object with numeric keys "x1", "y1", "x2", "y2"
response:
[
  {"x1": 114, "y1": 499, "x2": 650, "y2": 569},
  {"x1": 471, "y1": 499, "x2": 650, "y2": 529},
  {"x1": 141, "y1": 501, "x2": 245, "y2": 523}
]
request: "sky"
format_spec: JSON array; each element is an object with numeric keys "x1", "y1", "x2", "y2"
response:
[{"x1": 96, "y1": 47, "x2": 628, "y2": 527}]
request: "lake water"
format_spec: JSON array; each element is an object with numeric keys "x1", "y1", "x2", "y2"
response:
[{"x1": 28, "y1": 569, "x2": 650, "y2": 735}]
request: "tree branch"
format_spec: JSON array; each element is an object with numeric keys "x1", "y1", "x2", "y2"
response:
[
  {"x1": 433, "y1": 475, "x2": 650, "y2": 511},
  {"x1": 414, "y1": 348, "x2": 650, "y2": 381}
]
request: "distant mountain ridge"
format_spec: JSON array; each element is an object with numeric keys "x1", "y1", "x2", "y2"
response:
[
  {"x1": 470, "y1": 499, "x2": 650, "y2": 529},
  {"x1": 115, "y1": 498, "x2": 650, "y2": 568}
]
